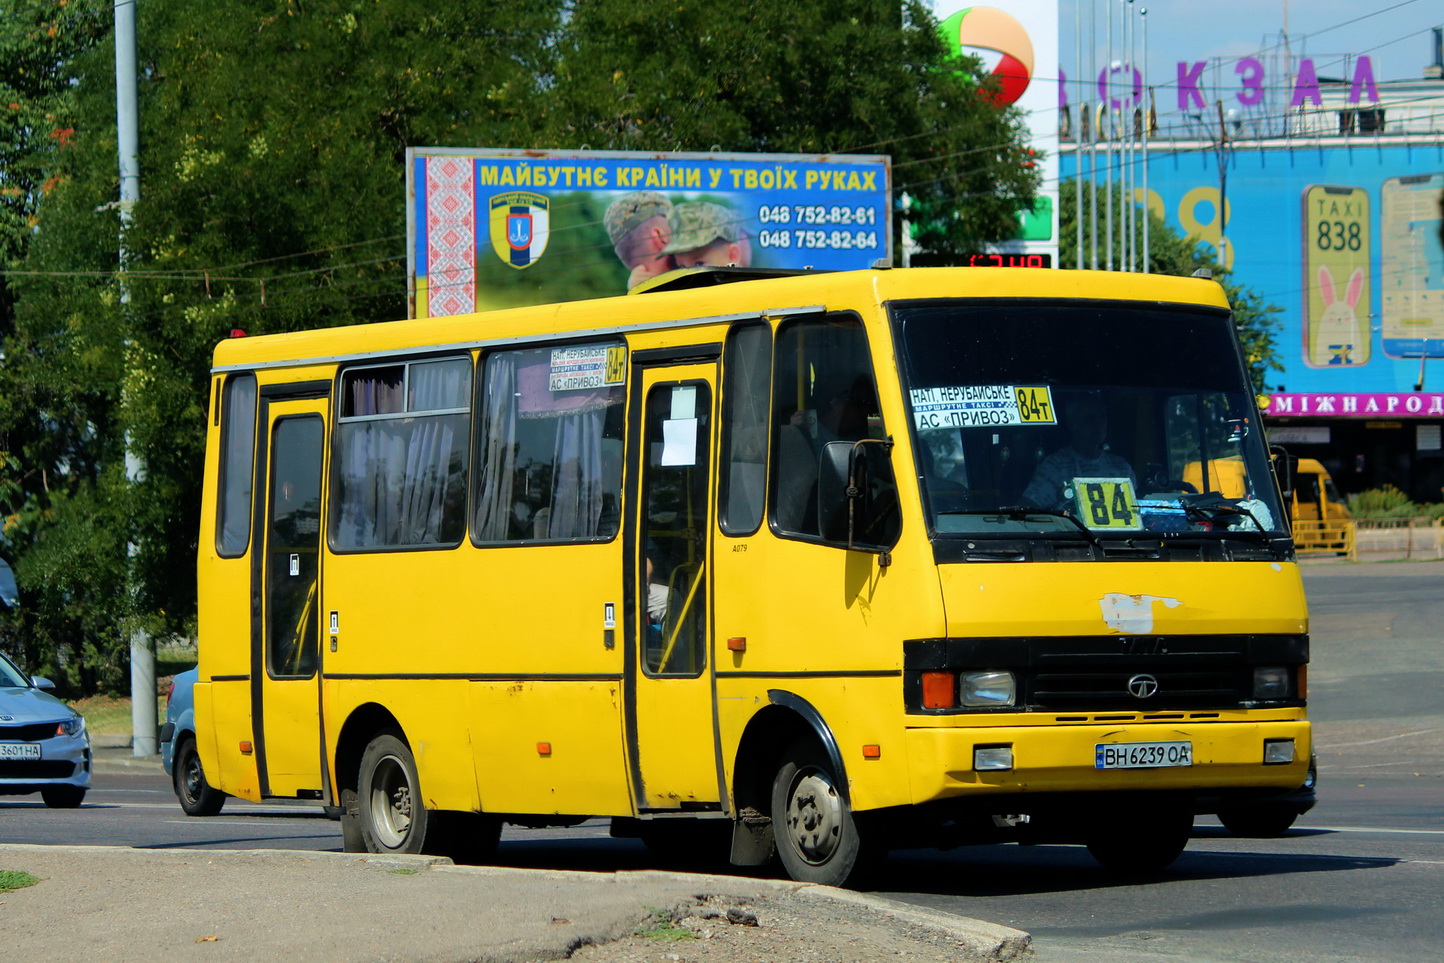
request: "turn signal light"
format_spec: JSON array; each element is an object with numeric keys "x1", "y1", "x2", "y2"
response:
[{"x1": 921, "y1": 670, "x2": 956, "y2": 709}]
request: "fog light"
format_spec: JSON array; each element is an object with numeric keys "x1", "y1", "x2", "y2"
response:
[
  {"x1": 1253, "y1": 666, "x2": 1292, "y2": 700},
  {"x1": 1264, "y1": 738, "x2": 1295, "y2": 765},
  {"x1": 974, "y1": 745, "x2": 1014, "y2": 771},
  {"x1": 961, "y1": 670, "x2": 1016, "y2": 707}
]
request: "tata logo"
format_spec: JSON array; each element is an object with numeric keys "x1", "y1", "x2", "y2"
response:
[{"x1": 1127, "y1": 674, "x2": 1160, "y2": 699}]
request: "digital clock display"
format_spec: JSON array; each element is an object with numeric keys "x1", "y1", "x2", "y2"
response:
[{"x1": 959, "y1": 252, "x2": 1053, "y2": 268}]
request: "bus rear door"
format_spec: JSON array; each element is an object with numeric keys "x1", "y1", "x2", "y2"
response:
[{"x1": 251, "y1": 390, "x2": 328, "y2": 798}]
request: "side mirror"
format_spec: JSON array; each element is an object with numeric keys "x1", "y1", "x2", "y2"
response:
[
  {"x1": 817, "y1": 438, "x2": 901, "y2": 552},
  {"x1": 1270, "y1": 445, "x2": 1296, "y2": 501},
  {"x1": 31, "y1": 676, "x2": 56, "y2": 692}
]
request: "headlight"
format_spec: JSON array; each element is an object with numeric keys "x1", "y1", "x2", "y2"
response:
[
  {"x1": 1253, "y1": 666, "x2": 1293, "y2": 700},
  {"x1": 57, "y1": 715, "x2": 86, "y2": 737},
  {"x1": 961, "y1": 670, "x2": 1016, "y2": 707}
]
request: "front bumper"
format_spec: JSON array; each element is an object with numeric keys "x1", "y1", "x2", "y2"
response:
[
  {"x1": 0, "y1": 731, "x2": 93, "y2": 795},
  {"x1": 905, "y1": 718, "x2": 1312, "y2": 803}
]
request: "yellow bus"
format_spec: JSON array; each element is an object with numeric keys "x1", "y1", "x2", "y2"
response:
[{"x1": 196, "y1": 266, "x2": 1313, "y2": 884}]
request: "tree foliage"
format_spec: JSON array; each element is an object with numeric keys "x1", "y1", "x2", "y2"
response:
[
  {"x1": 548, "y1": 0, "x2": 1039, "y2": 254},
  {"x1": 0, "y1": 0, "x2": 1039, "y2": 692},
  {"x1": 1059, "y1": 180, "x2": 1283, "y2": 392}
]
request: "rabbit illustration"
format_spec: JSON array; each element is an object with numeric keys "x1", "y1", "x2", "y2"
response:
[{"x1": 1312, "y1": 265, "x2": 1367, "y2": 366}]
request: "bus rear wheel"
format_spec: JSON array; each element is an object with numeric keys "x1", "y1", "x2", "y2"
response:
[
  {"x1": 770, "y1": 738, "x2": 879, "y2": 886},
  {"x1": 357, "y1": 732, "x2": 436, "y2": 855}
]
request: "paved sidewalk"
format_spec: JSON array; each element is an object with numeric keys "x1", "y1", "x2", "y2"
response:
[
  {"x1": 0, "y1": 844, "x2": 1030, "y2": 962},
  {"x1": 12, "y1": 746, "x2": 1029, "y2": 962}
]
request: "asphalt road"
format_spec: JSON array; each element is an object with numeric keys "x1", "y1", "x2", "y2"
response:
[{"x1": 3, "y1": 562, "x2": 1441, "y2": 962}]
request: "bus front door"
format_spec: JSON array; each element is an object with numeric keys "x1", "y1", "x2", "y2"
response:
[
  {"x1": 627, "y1": 364, "x2": 720, "y2": 810},
  {"x1": 251, "y1": 395, "x2": 327, "y2": 799}
]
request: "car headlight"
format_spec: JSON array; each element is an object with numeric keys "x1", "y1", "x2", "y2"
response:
[
  {"x1": 57, "y1": 715, "x2": 86, "y2": 737},
  {"x1": 961, "y1": 670, "x2": 1016, "y2": 707}
]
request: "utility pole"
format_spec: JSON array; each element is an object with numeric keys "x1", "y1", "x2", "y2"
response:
[
  {"x1": 1215, "y1": 99, "x2": 1230, "y2": 271},
  {"x1": 115, "y1": 0, "x2": 155, "y2": 757}
]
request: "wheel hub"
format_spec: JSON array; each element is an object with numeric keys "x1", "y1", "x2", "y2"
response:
[
  {"x1": 370, "y1": 755, "x2": 413, "y2": 848},
  {"x1": 785, "y1": 770, "x2": 842, "y2": 864}
]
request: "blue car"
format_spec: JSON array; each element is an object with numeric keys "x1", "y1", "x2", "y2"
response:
[
  {"x1": 160, "y1": 667, "x2": 226, "y2": 816},
  {"x1": 0, "y1": 649, "x2": 91, "y2": 808}
]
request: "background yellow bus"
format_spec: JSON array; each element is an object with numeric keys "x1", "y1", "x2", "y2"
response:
[{"x1": 195, "y1": 266, "x2": 1312, "y2": 885}]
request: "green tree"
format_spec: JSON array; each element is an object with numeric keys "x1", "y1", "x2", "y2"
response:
[
  {"x1": 2, "y1": 0, "x2": 562, "y2": 688},
  {"x1": 1059, "y1": 180, "x2": 1282, "y2": 392},
  {"x1": 546, "y1": 0, "x2": 1039, "y2": 254}
]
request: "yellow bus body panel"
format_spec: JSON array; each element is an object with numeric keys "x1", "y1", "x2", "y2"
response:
[{"x1": 938, "y1": 560, "x2": 1308, "y2": 638}]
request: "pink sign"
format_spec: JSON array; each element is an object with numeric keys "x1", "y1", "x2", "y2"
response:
[{"x1": 1264, "y1": 393, "x2": 1444, "y2": 418}]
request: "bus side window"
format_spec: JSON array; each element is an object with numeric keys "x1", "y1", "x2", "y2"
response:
[
  {"x1": 216, "y1": 373, "x2": 258, "y2": 557},
  {"x1": 719, "y1": 322, "x2": 772, "y2": 536},
  {"x1": 472, "y1": 342, "x2": 626, "y2": 544},
  {"x1": 332, "y1": 357, "x2": 471, "y2": 550},
  {"x1": 769, "y1": 315, "x2": 882, "y2": 540}
]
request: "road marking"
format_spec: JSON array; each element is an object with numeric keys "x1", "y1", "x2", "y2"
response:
[
  {"x1": 1319, "y1": 727, "x2": 1444, "y2": 748},
  {"x1": 1302, "y1": 824, "x2": 1444, "y2": 836}
]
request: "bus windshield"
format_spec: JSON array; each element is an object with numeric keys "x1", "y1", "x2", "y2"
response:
[{"x1": 893, "y1": 300, "x2": 1287, "y2": 552}]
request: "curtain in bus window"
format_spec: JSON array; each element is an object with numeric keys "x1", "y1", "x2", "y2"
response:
[
  {"x1": 474, "y1": 353, "x2": 518, "y2": 541},
  {"x1": 473, "y1": 344, "x2": 624, "y2": 543},
  {"x1": 332, "y1": 359, "x2": 469, "y2": 549}
]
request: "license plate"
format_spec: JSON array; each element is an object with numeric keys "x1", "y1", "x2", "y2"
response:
[
  {"x1": 0, "y1": 742, "x2": 42, "y2": 761},
  {"x1": 1095, "y1": 741, "x2": 1192, "y2": 769}
]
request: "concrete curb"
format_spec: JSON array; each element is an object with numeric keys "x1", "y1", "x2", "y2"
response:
[{"x1": 1, "y1": 844, "x2": 1032, "y2": 962}]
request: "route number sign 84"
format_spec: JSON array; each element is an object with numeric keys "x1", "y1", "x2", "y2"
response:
[{"x1": 1071, "y1": 478, "x2": 1141, "y2": 530}]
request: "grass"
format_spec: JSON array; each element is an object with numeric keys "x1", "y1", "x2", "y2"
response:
[
  {"x1": 64, "y1": 644, "x2": 197, "y2": 736},
  {"x1": 0, "y1": 870, "x2": 40, "y2": 893},
  {"x1": 635, "y1": 910, "x2": 698, "y2": 942}
]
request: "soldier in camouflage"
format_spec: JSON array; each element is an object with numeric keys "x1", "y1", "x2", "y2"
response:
[{"x1": 662, "y1": 201, "x2": 751, "y2": 269}]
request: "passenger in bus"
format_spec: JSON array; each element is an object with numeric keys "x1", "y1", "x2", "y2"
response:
[
  {"x1": 605, "y1": 191, "x2": 675, "y2": 290},
  {"x1": 662, "y1": 201, "x2": 752, "y2": 269},
  {"x1": 1021, "y1": 397, "x2": 1135, "y2": 512},
  {"x1": 775, "y1": 375, "x2": 876, "y2": 532}
]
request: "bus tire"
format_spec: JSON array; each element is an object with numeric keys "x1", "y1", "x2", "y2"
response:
[
  {"x1": 1086, "y1": 807, "x2": 1191, "y2": 875},
  {"x1": 770, "y1": 738, "x2": 878, "y2": 886},
  {"x1": 173, "y1": 735, "x2": 226, "y2": 817},
  {"x1": 357, "y1": 732, "x2": 436, "y2": 856}
]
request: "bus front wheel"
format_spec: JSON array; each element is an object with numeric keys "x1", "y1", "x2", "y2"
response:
[
  {"x1": 357, "y1": 732, "x2": 435, "y2": 855},
  {"x1": 770, "y1": 738, "x2": 879, "y2": 886}
]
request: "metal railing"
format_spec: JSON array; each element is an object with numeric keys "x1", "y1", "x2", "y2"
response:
[
  {"x1": 1291, "y1": 518, "x2": 1357, "y2": 560},
  {"x1": 1350, "y1": 517, "x2": 1444, "y2": 561}
]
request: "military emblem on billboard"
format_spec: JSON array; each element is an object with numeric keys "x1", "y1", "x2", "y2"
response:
[{"x1": 489, "y1": 192, "x2": 550, "y2": 269}]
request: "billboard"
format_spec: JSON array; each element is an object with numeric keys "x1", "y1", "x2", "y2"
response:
[
  {"x1": 1063, "y1": 142, "x2": 1444, "y2": 410},
  {"x1": 407, "y1": 148, "x2": 892, "y2": 317}
]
